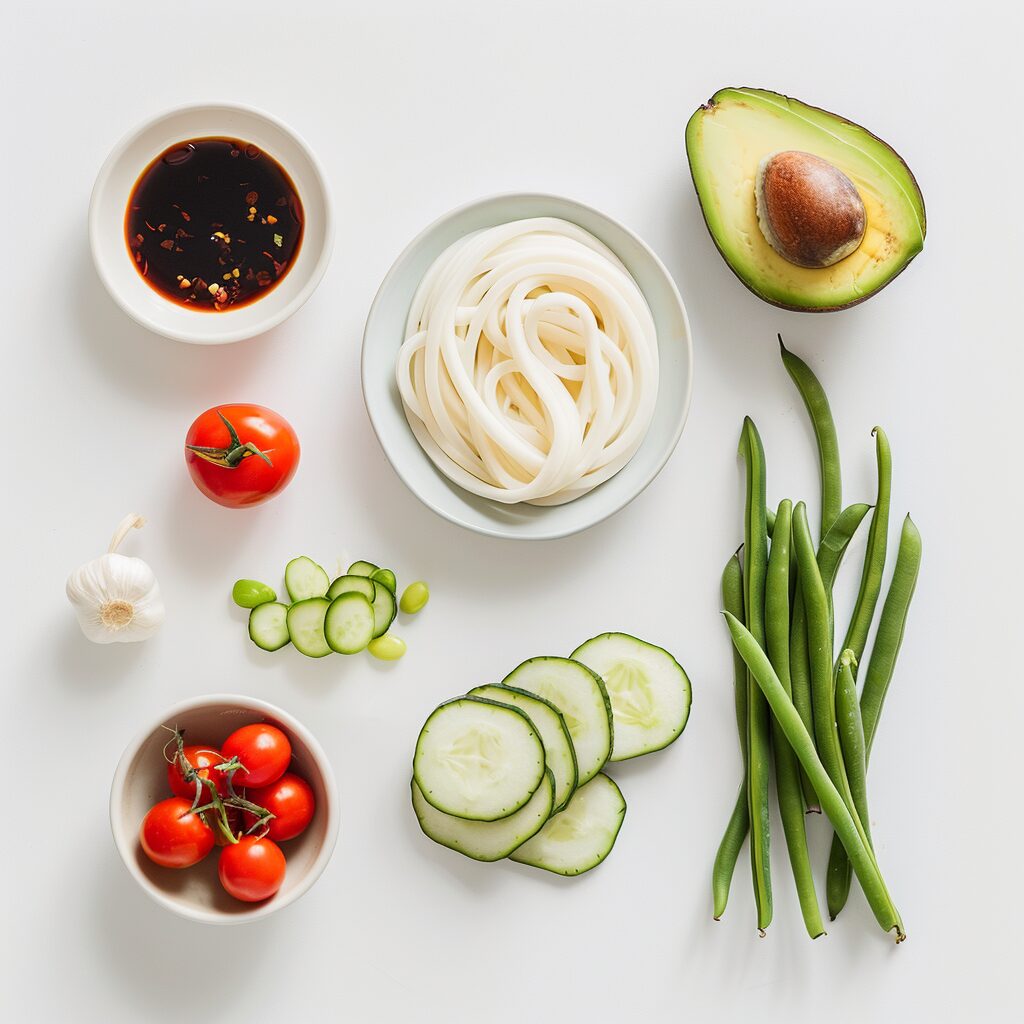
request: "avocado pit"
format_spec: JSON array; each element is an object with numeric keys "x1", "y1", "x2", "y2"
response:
[{"x1": 754, "y1": 150, "x2": 866, "y2": 269}]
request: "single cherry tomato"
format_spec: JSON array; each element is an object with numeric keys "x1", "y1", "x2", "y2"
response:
[
  {"x1": 244, "y1": 772, "x2": 316, "y2": 841},
  {"x1": 218, "y1": 836, "x2": 286, "y2": 902},
  {"x1": 184, "y1": 404, "x2": 299, "y2": 509},
  {"x1": 167, "y1": 744, "x2": 229, "y2": 801},
  {"x1": 221, "y1": 723, "x2": 292, "y2": 788},
  {"x1": 140, "y1": 797, "x2": 215, "y2": 869}
]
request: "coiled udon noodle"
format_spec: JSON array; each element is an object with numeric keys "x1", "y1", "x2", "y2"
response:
[{"x1": 396, "y1": 218, "x2": 659, "y2": 506}]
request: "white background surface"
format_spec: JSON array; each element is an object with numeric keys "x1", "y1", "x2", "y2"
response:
[{"x1": 3, "y1": 1, "x2": 1019, "y2": 1021}]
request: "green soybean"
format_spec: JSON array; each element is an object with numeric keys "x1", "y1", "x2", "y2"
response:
[
  {"x1": 765, "y1": 500, "x2": 824, "y2": 938},
  {"x1": 780, "y1": 337, "x2": 842, "y2": 540},
  {"x1": 842, "y1": 428, "x2": 892, "y2": 665},
  {"x1": 367, "y1": 634, "x2": 407, "y2": 661},
  {"x1": 712, "y1": 551, "x2": 749, "y2": 920},
  {"x1": 723, "y1": 611, "x2": 905, "y2": 943},
  {"x1": 232, "y1": 579, "x2": 277, "y2": 609},
  {"x1": 739, "y1": 417, "x2": 772, "y2": 933},
  {"x1": 399, "y1": 581, "x2": 430, "y2": 615},
  {"x1": 826, "y1": 515, "x2": 922, "y2": 917}
]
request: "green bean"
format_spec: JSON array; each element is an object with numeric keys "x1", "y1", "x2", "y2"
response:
[
  {"x1": 712, "y1": 552, "x2": 749, "y2": 920},
  {"x1": 790, "y1": 502, "x2": 872, "y2": 809},
  {"x1": 766, "y1": 506, "x2": 776, "y2": 537},
  {"x1": 841, "y1": 428, "x2": 892, "y2": 664},
  {"x1": 399, "y1": 581, "x2": 430, "y2": 615},
  {"x1": 739, "y1": 417, "x2": 772, "y2": 933},
  {"x1": 765, "y1": 500, "x2": 824, "y2": 938},
  {"x1": 835, "y1": 649, "x2": 870, "y2": 847},
  {"x1": 826, "y1": 515, "x2": 922, "y2": 917},
  {"x1": 232, "y1": 579, "x2": 277, "y2": 609},
  {"x1": 723, "y1": 611, "x2": 905, "y2": 942},
  {"x1": 779, "y1": 336, "x2": 842, "y2": 540}
]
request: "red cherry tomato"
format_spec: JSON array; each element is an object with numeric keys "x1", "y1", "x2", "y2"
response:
[
  {"x1": 140, "y1": 797, "x2": 215, "y2": 869},
  {"x1": 184, "y1": 404, "x2": 299, "y2": 509},
  {"x1": 218, "y1": 836, "x2": 286, "y2": 902},
  {"x1": 167, "y1": 745, "x2": 228, "y2": 801},
  {"x1": 244, "y1": 772, "x2": 316, "y2": 841},
  {"x1": 221, "y1": 723, "x2": 292, "y2": 788}
]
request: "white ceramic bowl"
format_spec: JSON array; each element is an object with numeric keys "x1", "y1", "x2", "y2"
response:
[
  {"x1": 110, "y1": 694, "x2": 339, "y2": 924},
  {"x1": 361, "y1": 193, "x2": 693, "y2": 540},
  {"x1": 89, "y1": 102, "x2": 334, "y2": 344}
]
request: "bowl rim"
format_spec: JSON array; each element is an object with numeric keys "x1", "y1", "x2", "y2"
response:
[
  {"x1": 109, "y1": 692, "x2": 340, "y2": 925},
  {"x1": 360, "y1": 190, "x2": 694, "y2": 540},
  {"x1": 88, "y1": 100, "x2": 335, "y2": 346}
]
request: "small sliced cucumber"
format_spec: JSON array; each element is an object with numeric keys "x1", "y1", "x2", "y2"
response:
[
  {"x1": 370, "y1": 567, "x2": 397, "y2": 593},
  {"x1": 571, "y1": 633, "x2": 691, "y2": 761},
  {"x1": 286, "y1": 598, "x2": 332, "y2": 658},
  {"x1": 468, "y1": 684, "x2": 578, "y2": 814},
  {"x1": 502, "y1": 657, "x2": 612, "y2": 786},
  {"x1": 326, "y1": 574, "x2": 377, "y2": 602},
  {"x1": 414, "y1": 697, "x2": 547, "y2": 822},
  {"x1": 412, "y1": 770, "x2": 554, "y2": 862},
  {"x1": 510, "y1": 773, "x2": 626, "y2": 876},
  {"x1": 248, "y1": 602, "x2": 290, "y2": 652},
  {"x1": 285, "y1": 556, "x2": 330, "y2": 602},
  {"x1": 347, "y1": 560, "x2": 379, "y2": 578},
  {"x1": 324, "y1": 592, "x2": 375, "y2": 654},
  {"x1": 370, "y1": 582, "x2": 397, "y2": 639}
]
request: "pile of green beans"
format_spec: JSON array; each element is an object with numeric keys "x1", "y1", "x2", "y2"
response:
[{"x1": 711, "y1": 338, "x2": 922, "y2": 943}]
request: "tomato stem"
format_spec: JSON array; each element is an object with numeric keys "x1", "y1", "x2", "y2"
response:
[{"x1": 185, "y1": 411, "x2": 274, "y2": 469}]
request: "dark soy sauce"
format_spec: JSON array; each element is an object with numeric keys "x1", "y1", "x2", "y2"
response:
[{"x1": 125, "y1": 137, "x2": 303, "y2": 311}]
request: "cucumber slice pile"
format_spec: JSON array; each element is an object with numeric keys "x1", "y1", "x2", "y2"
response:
[
  {"x1": 410, "y1": 632, "x2": 689, "y2": 876},
  {"x1": 233, "y1": 556, "x2": 426, "y2": 661}
]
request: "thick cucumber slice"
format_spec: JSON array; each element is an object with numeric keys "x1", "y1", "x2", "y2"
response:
[
  {"x1": 248, "y1": 602, "x2": 290, "y2": 652},
  {"x1": 326, "y1": 574, "x2": 377, "y2": 602},
  {"x1": 414, "y1": 697, "x2": 547, "y2": 821},
  {"x1": 510, "y1": 773, "x2": 626, "y2": 876},
  {"x1": 412, "y1": 770, "x2": 554, "y2": 862},
  {"x1": 571, "y1": 633, "x2": 691, "y2": 761},
  {"x1": 370, "y1": 567, "x2": 397, "y2": 593},
  {"x1": 502, "y1": 657, "x2": 612, "y2": 786},
  {"x1": 286, "y1": 598, "x2": 332, "y2": 658},
  {"x1": 370, "y1": 582, "x2": 397, "y2": 639},
  {"x1": 285, "y1": 556, "x2": 330, "y2": 602},
  {"x1": 468, "y1": 684, "x2": 578, "y2": 814},
  {"x1": 324, "y1": 592, "x2": 375, "y2": 654},
  {"x1": 347, "y1": 560, "x2": 379, "y2": 577}
]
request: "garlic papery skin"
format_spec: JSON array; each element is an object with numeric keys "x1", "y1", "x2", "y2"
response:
[{"x1": 66, "y1": 514, "x2": 165, "y2": 644}]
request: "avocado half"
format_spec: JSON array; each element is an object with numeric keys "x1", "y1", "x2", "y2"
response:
[{"x1": 685, "y1": 88, "x2": 926, "y2": 312}]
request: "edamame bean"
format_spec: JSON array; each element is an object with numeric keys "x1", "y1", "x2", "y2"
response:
[
  {"x1": 712, "y1": 551, "x2": 749, "y2": 921},
  {"x1": 780, "y1": 337, "x2": 842, "y2": 539},
  {"x1": 723, "y1": 611, "x2": 905, "y2": 943},
  {"x1": 827, "y1": 515, "x2": 922, "y2": 918},
  {"x1": 399, "y1": 581, "x2": 430, "y2": 615},
  {"x1": 367, "y1": 634, "x2": 407, "y2": 661},
  {"x1": 232, "y1": 579, "x2": 277, "y2": 609},
  {"x1": 739, "y1": 417, "x2": 772, "y2": 933},
  {"x1": 841, "y1": 428, "x2": 892, "y2": 664},
  {"x1": 766, "y1": 501, "x2": 825, "y2": 938}
]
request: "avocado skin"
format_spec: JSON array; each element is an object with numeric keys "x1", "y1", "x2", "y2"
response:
[{"x1": 685, "y1": 87, "x2": 926, "y2": 313}]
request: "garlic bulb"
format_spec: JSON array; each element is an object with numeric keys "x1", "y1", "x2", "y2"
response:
[{"x1": 66, "y1": 514, "x2": 165, "y2": 643}]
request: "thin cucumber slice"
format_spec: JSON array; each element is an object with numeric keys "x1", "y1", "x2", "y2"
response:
[
  {"x1": 326, "y1": 574, "x2": 377, "y2": 602},
  {"x1": 510, "y1": 773, "x2": 626, "y2": 876},
  {"x1": 370, "y1": 582, "x2": 397, "y2": 639},
  {"x1": 370, "y1": 567, "x2": 397, "y2": 593},
  {"x1": 412, "y1": 771, "x2": 554, "y2": 862},
  {"x1": 414, "y1": 697, "x2": 546, "y2": 821},
  {"x1": 502, "y1": 657, "x2": 612, "y2": 786},
  {"x1": 571, "y1": 633, "x2": 691, "y2": 761},
  {"x1": 468, "y1": 684, "x2": 578, "y2": 814},
  {"x1": 347, "y1": 560, "x2": 379, "y2": 578},
  {"x1": 248, "y1": 602, "x2": 290, "y2": 652},
  {"x1": 324, "y1": 592, "x2": 375, "y2": 654},
  {"x1": 284, "y1": 556, "x2": 330, "y2": 602},
  {"x1": 286, "y1": 598, "x2": 332, "y2": 658}
]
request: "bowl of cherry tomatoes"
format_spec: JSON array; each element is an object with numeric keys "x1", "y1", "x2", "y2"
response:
[{"x1": 110, "y1": 694, "x2": 339, "y2": 923}]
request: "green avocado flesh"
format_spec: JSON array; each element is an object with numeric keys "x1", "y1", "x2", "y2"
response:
[{"x1": 685, "y1": 87, "x2": 926, "y2": 311}]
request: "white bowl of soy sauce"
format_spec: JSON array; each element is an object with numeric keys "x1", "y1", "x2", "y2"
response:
[{"x1": 89, "y1": 102, "x2": 334, "y2": 345}]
